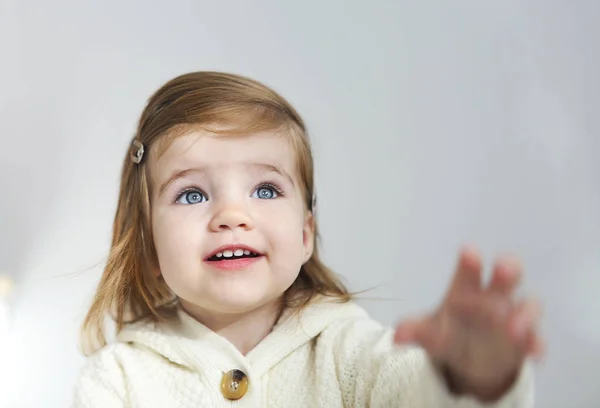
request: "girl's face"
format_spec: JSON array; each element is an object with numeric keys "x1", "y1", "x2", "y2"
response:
[{"x1": 149, "y1": 130, "x2": 314, "y2": 318}]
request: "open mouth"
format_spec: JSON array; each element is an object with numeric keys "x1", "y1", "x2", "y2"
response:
[{"x1": 207, "y1": 248, "x2": 263, "y2": 262}]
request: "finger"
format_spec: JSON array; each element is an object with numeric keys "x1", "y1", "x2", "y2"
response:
[
  {"x1": 527, "y1": 334, "x2": 545, "y2": 360},
  {"x1": 488, "y1": 256, "x2": 522, "y2": 295},
  {"x1": 507, "y1": 298, "x2": 542, "y2": 343},
  {"x1": 447, "y1": 245, "x2": 483, "y2": 296}
]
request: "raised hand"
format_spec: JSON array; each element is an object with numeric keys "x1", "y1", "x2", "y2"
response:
[{"x1": 393, "y1": 246, "x2": 544, "y2": 401}]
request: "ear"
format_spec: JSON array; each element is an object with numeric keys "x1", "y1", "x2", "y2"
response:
[{"x1": 302, "y1": 210, "x2": 315, "y2": 263}]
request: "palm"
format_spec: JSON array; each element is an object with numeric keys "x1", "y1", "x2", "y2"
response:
[{"x1": 394, "y1": 246, "x2": 544, "y2": 398}]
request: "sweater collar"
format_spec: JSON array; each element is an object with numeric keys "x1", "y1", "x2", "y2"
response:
[{"x1": 117, "y1": 296, "x2": 366, "y2": 376}]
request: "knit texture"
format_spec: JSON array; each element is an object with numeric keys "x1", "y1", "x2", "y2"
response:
[{"x1": 73, "y1": 298, "x2": 534, "y2": 407}]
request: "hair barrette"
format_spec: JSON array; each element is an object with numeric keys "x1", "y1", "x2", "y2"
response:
[
  {"x1": 311, "y1": 193, "x2": 317, "y2": 215},
  {"x1": 131, "y1": 140, "x2": 145, "y2": 164}
]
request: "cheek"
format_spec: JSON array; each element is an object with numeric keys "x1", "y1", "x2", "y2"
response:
[
  {"x1": 152, "y1": 210, "x2": 200, "y2": 268},
  {"x1": 261, "y1": 206, "x2": 306, "y2": 253}
]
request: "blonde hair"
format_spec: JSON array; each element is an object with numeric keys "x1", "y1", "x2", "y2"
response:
[{"x1": 80, "y1": 71, "x2": 351, "y2": 355}]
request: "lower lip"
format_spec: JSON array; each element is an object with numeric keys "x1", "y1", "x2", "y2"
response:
[{"x1": 205, "y1": 256, "x2": 263, "y2": 271}]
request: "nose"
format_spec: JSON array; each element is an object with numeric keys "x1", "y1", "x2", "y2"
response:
[{"x1": 208, "y1": 206, "x2": 254, "y2": 232}]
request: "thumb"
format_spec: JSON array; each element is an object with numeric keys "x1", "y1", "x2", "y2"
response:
[{"x1": 394, "y1": 315, "x2": 441, "y2": 352}]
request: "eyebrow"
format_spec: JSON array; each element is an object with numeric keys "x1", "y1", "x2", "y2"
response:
[
  {"x1": 158, "y1": 168, "x2": 204, "y2": 197},
  {"x1": 158, "y1": 163, "x2": 295, "y2": 197}
]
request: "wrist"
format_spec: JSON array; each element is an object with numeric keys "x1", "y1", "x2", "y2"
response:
[{"x1": 440, "y1": 363, "x2": 519, "y2": 402}]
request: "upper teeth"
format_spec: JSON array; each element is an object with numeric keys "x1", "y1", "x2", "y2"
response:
[{"x1": 215, "y1": 249, "x2": 255, "y2": 258}]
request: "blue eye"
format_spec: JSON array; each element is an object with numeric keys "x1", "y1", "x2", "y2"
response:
[
  {"x1": 176, "y1": 189, "x2": 207, "y2": 205},
  {"x1": 252, "y1": 185, "x2": 279, "y2": 199}
]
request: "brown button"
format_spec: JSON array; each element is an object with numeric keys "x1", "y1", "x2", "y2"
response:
[{"x1": 220, "y1": 369, "x2": 249, "y2": 400}]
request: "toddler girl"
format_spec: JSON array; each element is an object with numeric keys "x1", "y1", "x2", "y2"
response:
[{"x1": 74, "y1": 71, "x2": 543, "y2": 407}]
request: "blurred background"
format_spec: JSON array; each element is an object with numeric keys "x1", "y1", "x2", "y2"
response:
[{"x1": 1, "y1": 0, "x2": 598, "y2": 406}]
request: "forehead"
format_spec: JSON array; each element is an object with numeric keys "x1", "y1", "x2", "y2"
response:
[{"x1": 150, "y1": 130, "x2": 297, "y2": 176}]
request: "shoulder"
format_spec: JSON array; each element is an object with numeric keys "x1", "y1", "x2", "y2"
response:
[
  {"x1": 315, "y1": 300, "x2": 392, "y2": 345},
  {"x1": 312, "y1": 300, "x2": 423, "y2": 365},
  {"x1": 76, "y1": 342, "x2": 135, "y2": 384},
  {"x1": 309, "y1": 301, "x2": 439, "y2": 405},
  {"x1": 314, "y1": 300, "x2": 433, "y2": 373},
  {"x1": 76, "y1": 318, "x2": 163, "y2": 388},
  {"x1": 73, "y1": 343, "x2": 132, "y2": 406}
]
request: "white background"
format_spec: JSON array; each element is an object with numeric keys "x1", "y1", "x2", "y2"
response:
[{"x1": 1, "y1": 1, "x2": 598, "y2": 406}]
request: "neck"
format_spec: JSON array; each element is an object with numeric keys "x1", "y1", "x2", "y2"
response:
[{"x1": 181, "y1": 298, "x2": 283, "y2": 355}]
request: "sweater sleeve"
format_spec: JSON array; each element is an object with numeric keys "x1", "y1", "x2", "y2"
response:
[
  {"x1": 72, "y1": 346, "x2": 127, "y2": 408},
  {"x1": 322, "y1": 316, "x2": 534, "y2": 408}
]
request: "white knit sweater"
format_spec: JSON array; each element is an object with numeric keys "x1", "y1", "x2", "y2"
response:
[{"x1": 73, "y1": 298, "x2": 534, "y2": 407}]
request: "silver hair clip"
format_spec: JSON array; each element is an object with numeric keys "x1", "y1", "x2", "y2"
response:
[
  {"x1": 131, "y1": 140, "x2": 145, "y2": 164},
  {"x1": 311, "y1": 194, "x2": 317, "y2": 216}
]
